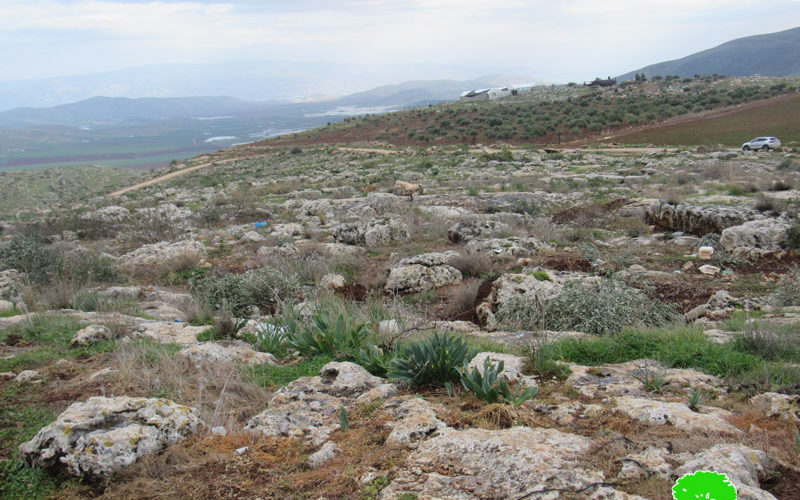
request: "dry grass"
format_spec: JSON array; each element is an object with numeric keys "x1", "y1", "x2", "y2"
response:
[
  {"x1": 449, "y1": 249, "x2": 496, "y2": 278},
  {"x1": 109, "y1": 341, "x2": 271, "y2": 431}
]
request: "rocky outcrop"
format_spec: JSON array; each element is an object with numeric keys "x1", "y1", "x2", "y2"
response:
[
  {"x1": 246, "y1": 362, "x2": 393, "y2": 446},
  {"x1": 19, "y1": 396, "x2": 201, "y2": 477},
  {"x1": 117, "y1": 240, "x2": 206, "y2": 268},
  {"x1": 80, "y1": 205, "x2": 130, "y2": 224},
  {"x1": 720, "y1": 218, "x2": 791, "y2": 253},
  {"x1": 750, "y1": 392, "x2": 800, "y2": 421},
  {"x1": 128, "y1": 320, "x2": 210, "y2": 345},
  {"x1": 380, "y1": 426, "x2": 642, "y2": 500},
  {"x1": 674, "y1": 445, "x2": 779, "y2": 500},
  {"x1": 0, "y1": 269, "x2": 22, "y2": 302},
  {"x1": 465, "y1": 236, "x2": 553, "y2": 261},
  {"x1": 447, "y1": 220, "x2": 511, "y2": 243},
  {"x1": 385, "y1": 252, "x2": 462, "y2": 293},
  {"x1": 178, "y1": 341, "x2": 277, "y2": 366},
  {"x1": 333, "y1": 219, "x2": 410, "y2": 248},
  {"x1": 383, "y1": 396, "x2": 447, "y2": 445},
  {"x1": 614, "y1": 396, "x2": 741, "y2": 434},
  {"x1": 645, "y1": 200, "x2": 761, "y2": 235},
  {"x1": 70, "y1": 325, "x2": 113, "y2": 346}
]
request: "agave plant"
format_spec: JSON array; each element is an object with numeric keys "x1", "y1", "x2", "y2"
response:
[
  {"x1": 458, "y1": 356, "x2": 538, "y2": 407},
  {"x1": 355, "y1": 343, "x2": 393, "y2": 377},
  {"x1": 286, "y1": 312, "x2": 369, "y2": 357},
  {"x1": 389, "y1": 331, "x2": 476, "y2": 386}
]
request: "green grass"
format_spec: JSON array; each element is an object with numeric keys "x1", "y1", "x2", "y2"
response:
[
  {"x1": 0, "y1": 382, "x2": 67, "y2": 499},
  {"x1": 550, "y1": 327, "x2": 800, "y2": 392},
  {"x1": 245, "y1": 355, "x2": 334, "y2": 388},
  {"x1": 0, "y1": 309, "x2": 23, "y2": 318},
  {"x1": 0, "y1": 315, "x2": 116, "y2": 372},
  {"x1": 615, "y1": 93, "x2": 800, "y2": 146}
]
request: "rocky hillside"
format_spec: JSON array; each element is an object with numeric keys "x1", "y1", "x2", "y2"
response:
[{"x1": 1, "y1": 141, "x2": 800, "y2": 498}]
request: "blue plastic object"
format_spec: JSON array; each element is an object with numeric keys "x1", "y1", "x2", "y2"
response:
[{"x1": 254, "y1": 221, "x2": 268, "y2": 228}]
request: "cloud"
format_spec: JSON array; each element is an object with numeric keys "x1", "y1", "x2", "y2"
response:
[{"x1": 0, "y1": 0, "x2": 799, "y2": 83}]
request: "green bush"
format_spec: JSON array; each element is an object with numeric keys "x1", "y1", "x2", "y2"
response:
[
  {"x1": 497, "y1": 278, "x2": 678, "y2": 336},
  {"x1": 389, "y1": 332, "x2": 476, "y2": 386},
  {"x1": 192, "y1": 266, "x2": 299, "y2": 316},
  {"x1": 0, "y1": 235, "x2": 63, "y2": 285},
  {"x1": 769, "y1": 266, "x2": 800, "y2": 306},
  {"x1": 355, "y1": 343, "x2": 394, "y2": 377}
]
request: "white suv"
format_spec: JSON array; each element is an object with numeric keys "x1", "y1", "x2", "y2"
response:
[{"x1": 742, "y1": 137, "x2": 781, "y2": 151}]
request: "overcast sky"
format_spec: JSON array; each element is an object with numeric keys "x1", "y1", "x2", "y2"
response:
[{"x1": 2, "y1": 0, "x2": 799, "y2": 86}]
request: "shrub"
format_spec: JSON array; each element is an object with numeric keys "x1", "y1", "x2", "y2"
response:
[
  {"x1": 496, "y1": 278, "x2": 679, "y2": 336},
  {"x1": 0, "y1": 235, "x2": 63, "y2": 285},
  {"x1": 192, "y1": 266, "x2": 299, "y2": 316},
  {"x1": 769, "y1": 266, "x2": 800, "y2": 306},
  {"x1": 389, "y1": 332, "x2": 476, "y2": 386},
  {"x1": 211, "y1": 302, "x2": 249, "y2": 340},
  {"x1": 457, "y1": 356, "x2": 538, "y2": 406}
]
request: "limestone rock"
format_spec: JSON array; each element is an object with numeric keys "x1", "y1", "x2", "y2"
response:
[
  {"x1": 385, "y1": 252, "x2": 463, "y2": 293},
  {"x1": 447, "y1": 219, "x2": 511, "y2": 243},
  {"x1": 749, "y1": 392, "x2": 799, "y2": 421},
  {"x1": 307, "y1": 441, "x2": 337, "y2": 468},
  {"x1": 178, "y1": 341, "x2": 277, "y2": 366},
  {"x1": 128, "y1": 320, "x2": 210, "y2": 345},
  {"x1": 70, "y1": 325, "x2": 112, "y2": 346},
  {"x1": 246, "y1": 362, "x2": 387, "y2": 446},
  {"x1": 118, "y1": 240, "x2": 206, "y2": 268},
  {"x1": 19, "y1": 396, "x2": 201, "y2": 477},
  {"x1": 383, "y1": 397, "x2": 447, "y2": 445},
  {"x1": 0, "y1": 299, "x2": 14, "y2": 312},
  {"x1": 14, "y1": 370, "x2": 41, "y2": 383},
  {"x1": 674, "y1": 445, "x2": 778, "y2": 499},
  {"x1": 380, "y1": 426, "x2": 642, "y2": 500},
  {"x1": 645, "y1": 200, "x2": 760, "y2": 235},
  {"x1": 720, "y1": 219, "x2": 790, "y2": 252},
  {"x1": 614, "y1": 396, "x2": 741, "y2": 434},
  {"x1": 319, "y1": 273, "x2": 346, "y2": 291}
]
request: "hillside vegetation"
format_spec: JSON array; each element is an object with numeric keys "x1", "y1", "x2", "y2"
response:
[{"x1": 269, "y1": 76, "x2": 799, "y2": 147}]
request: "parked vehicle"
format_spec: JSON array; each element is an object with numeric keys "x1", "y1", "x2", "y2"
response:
[{"x1": 742, "y1": 137, "x2": 781, "y2": 151}]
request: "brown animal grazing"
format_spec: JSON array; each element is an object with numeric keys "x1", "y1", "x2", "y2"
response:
[{"x1": 394, "y1": 180, "x2": 423, "y2": 200}]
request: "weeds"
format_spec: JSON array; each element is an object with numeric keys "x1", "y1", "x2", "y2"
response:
[
  {"x1": 631, "y1": 360, "x2": 667, "y2": 393},
  {"x1": 688, "y1": 387, "x2": 704, "y2": 412}
]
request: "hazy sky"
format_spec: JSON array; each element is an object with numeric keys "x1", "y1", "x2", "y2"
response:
[{"x1": 2, "y1": 0, "x2": 800, "y2": 84}]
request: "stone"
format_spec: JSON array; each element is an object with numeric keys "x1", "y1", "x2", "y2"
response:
[
  {"x1": 80, "y1": 205, "x2": 130, "y2": 224},
  {"x1": 178, "y1": 341, "x2": 277, "y2": 366},
  {"x1": 645, "y1": 200, "x2": 760, "y2": 235},
  {"x1": 14, "y1": 370, "x2": 40, "y2": 383},
  {"x1": 383, "y1": 397, "x2": 447, "y2": 445},
  {"x1": 447, "y1": 219, "x2": 511, "y2": 243},
  {"x1": 70, "y1": 325, "x2": 113, "y2": 346},
  {"x1": 674, "y1": 445, "x2": 778, "y2": 499},
  {"x1": 380, "y1": 426, "x2": 642, "y2": 500},
  {"x1": 19, "y1": 396, "x2": 201, "y2": 477},
  {"x1": 385, "y1": 253, "x2": 463, "y2": 294},
  {"x1": 211, "y1": 426, "x2": 228, "y2": 436},
  {"x1": 118, "y1": 240, "x2": 206, "y2": 268},
  {"x1": 614, "y1": 397, "x2": 741, "y2": 434},
  {"x1": 0, "y1": 372, "x2": 15, "y2": 380},
  {"x1": 128, "y1": 321, "x2": 211, "y2": 345},
  {"x1": 617, "y1": 447, "x2": 672, "y2": 481},
  {"x1": 749, "y1": 392, "x2": 799, "y2": 421},
  {"x1": 307, "y1": 441, "x2": 337, "y2": 468},
  {"x1": 241, "y1": 230, "x2": 265, "y2": 243},
  {"x1": 465, "y1": 236, "x2": 553, "y2": 261},
  {"x1": 246, "y1": 362, "x2": 387, "y2": 446},
  {"x1": 0, "y1": 299, "x2": 14, "y2": 312},
  {"x1": 720, "y1": 218, "x2": 791, "y2": 252},
  {"x1": 319, "y1": 273, "x2": 346, "y2": 290}
]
